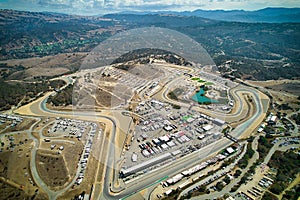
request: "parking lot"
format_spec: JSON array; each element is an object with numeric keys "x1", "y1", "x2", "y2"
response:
[
  {"x1": 44, "y1": 118, "x2": 102, "y2": 186},
  {"x1": 121, "y1": 98, "x2": 226, "y2": 180}
]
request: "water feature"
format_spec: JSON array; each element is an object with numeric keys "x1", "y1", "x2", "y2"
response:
[{"x1": 192, "y1": 88, "x2": 218, "y2": 104}]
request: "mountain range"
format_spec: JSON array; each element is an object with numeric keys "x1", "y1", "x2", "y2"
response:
[
  {"x1": 0, "y1": 8, "x2": 299, "y2": 81},
  {"x1": 116, "y1": 7, "x2": 300, "y2": 23}
]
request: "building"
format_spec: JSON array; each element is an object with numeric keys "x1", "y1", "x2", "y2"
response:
[
  {"x1": 187, "y1": 117, "x2": 195, "y2": 123},
  {"x1": 166, "y1": 174, "x2": 183, "y2": 185},
  {"x1": 226, "y1": 147, "x2": 235, "y2": 154},
  {"x1": 164, "y1": 189, "x2": 173, "y2": 196},
  {"x1": 163, "y1": 125, "x2": 173, "y2": 132},
  {"x1": 120, "y1": 153, "x2": 172, "y2": 178},
  {"x1": 171, "y1": 150, "x2": 181, "y2": 156},
  {"x1": 159, "y1": 135, "x2": 170, "y2": 142},
  {"x1": 213, "y1": 118, "x2": 225, "y2": 126},
  {"x1": 178, "y1": 181, "x2": 190, "y2": 190},
  {"x1": 203, "y1": 124, "x2": 213, "y2": 131}
]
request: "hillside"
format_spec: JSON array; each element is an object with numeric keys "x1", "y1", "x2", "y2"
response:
[
  {"x1": 0, "y1": 10, "x2": 300, "y2": 81},
  {"x1": 104, "y1": 14, "x2": 300, "y2": 80},
  {"x1": 131, "y1": 7, "x2": 300, "y2": 23},
  {"x1": 0, "y1": 9, "x2": 122, "y2": 60}
]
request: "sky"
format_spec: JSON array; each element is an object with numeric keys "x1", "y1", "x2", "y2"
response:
[{"x1": 0, "y1": 0, "x2": 299, "y2": 15}]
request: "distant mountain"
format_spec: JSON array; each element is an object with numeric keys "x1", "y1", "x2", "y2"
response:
[
  {"x1": 0, "y1": 9, "x2": 118, "y2": 60},
  {"x1": 1, "y1": 9, "x2": 300, "y2": 81},
  {"x1": 116, "y1": 7, "x2": 300, "y2": 23}
]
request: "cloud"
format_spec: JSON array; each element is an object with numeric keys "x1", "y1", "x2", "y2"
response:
[{"x1": 38, "y1": 0, "x2": 71, "y2": 8}]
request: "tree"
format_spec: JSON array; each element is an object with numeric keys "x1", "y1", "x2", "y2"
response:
[
  {"x1": 240, "y1": 176, "x2": 247, "y2": 184},
  {"x1": 172, "y1": 104, "x2": 181, "y2": 109},
  {"x1": 223, "y1": 175, "x2": 231, "y2": 184},
  {"x1": 262, "y1": 191, "x2": 278, "y2": 200},
  {"x1": 168, "y1": 91, "x2": 178, "y2": 100},
  {"x1": 216, "y1": 182, "x2": 224, "y2": 191},
  {"x1": 198, "y1": 185, "x2": 206, "y2": 193},
  {"x1": 186, "y1": 192, "x2": 192, "y2": 199},
  {"x1": 234, "y1": 169, "x2": 242, "y2": 178},
  {"x1": 270, "y1": 183, "x2": 284, "y2": 195}
]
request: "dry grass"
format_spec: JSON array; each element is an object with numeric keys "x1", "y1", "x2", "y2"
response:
[
  {"x1": 36, "y1": 149, "x2": 70, "y2": 190},
  {"x1": 57, "y1": 156, "x2": 99, "y2": 200},
  {"x1": 2, "y1": 118, "x2": 37, "y2": 134},
  {"x1": 248, "y1": 79, "x2": 300, "y2": 113},
  {"x1": 1, "y1": 53, "x2": 87, "y2": 80},
  {"x1": 37, "y1": 138, "x2": 84, "y2": 191},
  {"x1": 0, "y1": 180, "x2": 30, "y2": 200},
  {"x1": 0, "y1": 134, "x2": 38, "y2": 198},
  {"x1": 63, "y1": 140, "x2": 84, "y2": 179}
]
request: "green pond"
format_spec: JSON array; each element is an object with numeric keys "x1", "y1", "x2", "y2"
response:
[{"x1": 192, "y1": 88, "x2": 218, "y2": 104}]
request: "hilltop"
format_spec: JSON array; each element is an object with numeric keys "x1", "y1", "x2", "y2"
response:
[
  {"x1": 122, "y1": 7, "x2": 300, "y2": 23},
  {"x1": 0, "y1": 9, "x2": 299, "y2": 81}
]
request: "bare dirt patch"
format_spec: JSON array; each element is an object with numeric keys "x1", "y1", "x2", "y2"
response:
[
  {"x1": 0, "y1": 134, "x2": 37, "y2": 197},
  {"x1": 248, "y1": 79, "x2": 299, "y2": 113},
  {"x1": 0, "y1": 180, "x2": 30, "y2": 200},
  {"x1": 1, "y1": 53, "x2": 87, "y2": 80},
  {"x1": 2, "y1": 118, "x2": 37, "y2": 133},
  {"x1": 37, "y1": 139, "x2": 83, "y2": 191},
  {"x1": 267, "y1": 82, "x2": 300, "y2": 96},
  {"x1": 57, "y1": 156, "x2": 99, "y2": 200},
  {"x1": 36, "y1": 149, "x2": 70, "y2": 190}
]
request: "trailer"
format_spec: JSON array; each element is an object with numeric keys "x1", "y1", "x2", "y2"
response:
[
  {"x1": 164, "y1": 189, "x2": 173, "y2": 196},
  {"x1": 178, "y1": 181, "x2": 190, "y2": 190}
]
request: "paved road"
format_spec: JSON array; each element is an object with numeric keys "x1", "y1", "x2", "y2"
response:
[
  {"x1": 21, "y1": 92, "x2": 237, "y2": 200},
  {"x1": 185, "y1": 137, "x2": 300, "y2": 200},
  {"x1": 14, "y1": 72, "x2": 268, "y2": 200},
  {"x1": 39, "y1": 95, "x2": 119, "y2": 200},
  {"x1": 14, "y1": 81, "x2": 119, "y2": 200},
  {"x1": 27, "y1": 118, "x2": 62, "y2": 200},
  {"x1": 263, "y1": 137, "x2": 300, "y2": 164},
  {"x1": 38, "y1": 94, "x2": 236, "y2": 200},
  {"x1": 102, "y1": 83, "x2": 266, "y2": 199},
  {"x1": 185, "y1": 136, "x2": 259, "y2": 200},
  {"x1": 160, "y1": 76, "x2": 267, "y2": 124}
]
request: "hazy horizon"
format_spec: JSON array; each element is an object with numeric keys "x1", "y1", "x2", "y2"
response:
[{"x1": 0, "y1": 0, "x2": 299, "y2": 16}]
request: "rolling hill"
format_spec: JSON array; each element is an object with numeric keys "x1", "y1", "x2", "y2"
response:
[{"x1": 0, "y1": 9, "x2": 299, "y2": 81}]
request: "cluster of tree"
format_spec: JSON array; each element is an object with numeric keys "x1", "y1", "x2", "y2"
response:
[
  {"x1": 282, "y1": 184, "x2": 300, "y2": 200},
  {"x1": 172, "y1": 104, "x2": 181, "y2": 109},
  {"x1": 0, "y1": 10, "x2": 115, "y2": 60},
  {"x1": 215, "y1": 181, "x2": 225, "y2": 191},
  {"x1": 277, "y1": 103, "x2": 293, "y2": 110},
  {"x1": 268, "y1": 151, "x2": 300, "y2": 195},
  {"x1": 200, "y1": 85, "x2": 209, "y2": 91},
  {"x1": 262, "y1": 191, "x2": 278, "y2": 200},
  {"x1": 0, "y1": 80, "x2": 65, "y2": 111},
  {"x1": 237, "y1": 142, "x2": 255, "y2": 169},
  {"x1": 3, "y1": 10, "x2": 300, "y2": 80},
  {"x1": 233, "y1": 169, "x2": 242, "y2": 178},
  {"x1": 0, "y1": 63, "x2": 26, "y2": 80},
  {"x1": 257, "y1": 135, "x2": 273, "y2": 162},
  {"x1": 48, "y1": 84, "x2": 73, "y2": 106},
  {"x1": 168, "y1": 91, "x2": 178, "y2": 100},
  {"x1": 112, "y1": 48, "x2": 192, "y2": 70},
  {"x1": 291, "y1": 113, "x2": 300, "y2": 125}
]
